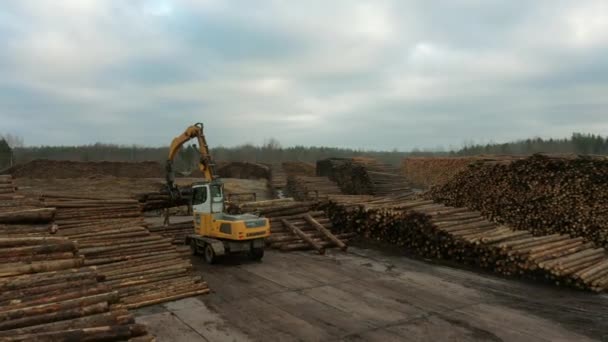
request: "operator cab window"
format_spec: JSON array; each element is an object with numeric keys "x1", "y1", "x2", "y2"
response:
[
  {"x1": 211, "y1": 184, "x2": 223, "y2": 203},
  {"x1": 192, "y1": 187, "x2": 207, "y2": 205}
]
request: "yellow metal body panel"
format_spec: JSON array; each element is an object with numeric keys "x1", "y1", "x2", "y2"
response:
[{"x1": 194, "y1": 213, "x2": 270, "y2": 241}]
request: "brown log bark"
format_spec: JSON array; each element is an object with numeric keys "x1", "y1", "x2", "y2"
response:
[
  {"x1": 0, "y1": 208, "x2": 55, "y2": 224},
  {"x1": 280, "y1": 219, "x2": 325, "y2": 254},
  {"x1": 303, "y1": 214, "x2": 347, "y2": 251}
]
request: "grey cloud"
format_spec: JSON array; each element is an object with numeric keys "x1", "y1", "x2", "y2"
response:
[{"x1": 0, "y1": 0, "x2": 607, "y2": 149}]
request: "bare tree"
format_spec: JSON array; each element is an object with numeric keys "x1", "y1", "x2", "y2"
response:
[
  {"x1": 1, "y1": 133, "x2": 24, "y2": 148},
  {"x1": 263, "y1": 138, "x2": 281, "y2": 150}
]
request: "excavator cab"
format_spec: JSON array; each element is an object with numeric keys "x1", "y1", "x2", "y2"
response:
[
  {"x1": 188, "y1": 180, "x2": 269, "y2": 264},
  {"x1": 192, "y1": 181, "x2": 224, "y2": 215}
]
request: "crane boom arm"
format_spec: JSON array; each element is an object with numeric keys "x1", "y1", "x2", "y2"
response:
[{"x1": 166, "y1": 123, "x2": 216, "y2": 195}]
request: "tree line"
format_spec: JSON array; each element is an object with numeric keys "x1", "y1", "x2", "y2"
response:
[
  {"x1": 455, "y1": 133, "x2": 608, "y2": 156},
  {"x1": 6, "y1": 142, "x2": 408, "y2": 171},
  {"x1": 2, "y1": 132, "x2": 607, "y2": 171}
]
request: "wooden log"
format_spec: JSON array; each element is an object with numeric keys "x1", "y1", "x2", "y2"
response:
[
  {"x1": 96, "y1": 253, "x2": 182, "y2": 271},
  {"x1": 555, "y1": 250, "x2": 605, "y2": 271},
  {"x1": 0, "y1": 278, "x2": 99, "y2": 302},
  {"x1": 527, "y1": 241, "x2": 587, "y2": 262},
  {"x1": 0, "y1": 258, "x2": 84, "y2": 277},
  {"x1": 6, "y1": 323, "x2": 148, "y2": 342},
  {"x1": 0, "y1": 237, "x2": 70, "y2": 248},
  {"x1": 122, "y1": 288, "x2": 210, "y2": 309},
  {"x1": 121, "y1": 282, "x2": 208, "y2": 305},
  {"x1": 280, "y1": 238, "x2": 353, "y2": 252},
  {"x1": 4, "y1": 285, "x2": 112, "y2": 311},
  {"x1": 580, "y1": 265, "x2": 608, "y2": 284},
  {"x1": 558, "y1": 256, "x2": 605, "y2": 276},
  {"x1": 0, "y1": 208, "x2": 55, "y2": 224},
  {"x1": 0, "y1": 291, "x2": 119, "y2": 321},
  {"x1": 0, "y1": 302, "x2": 109, "y2": 331},
  {"x1": 0, "y1": 268, "x2": 100, "y2": 290},
  {"x1": 106, "y1": 269, "x2": 192, "y2": 288},
  {"x1": 303, "y1": 214, "x2": 347, "y2": 251},
  {"x1": 0, "y1": 242, "x2": 76, "y2": 258},
  {"x1": 0, "y1": 252, "x2": 76, "y2": 264},
  {"x1": 128, "y1": 334, "x2": 156, "y2": 342},
  {"x1": 79, "y1": 241, "x2": 170, "y2": 255},
  {"x1": 576, "y1": 260, "x2": 608, "y2": 280},
  {"x1": 117, "y1": 277, "x2": 202, "y2": 297},
  {"x1": 102, "y1": 262, "x2": 192, "y2": 281},
  {"x1": 539, "y1": 248, "x2": 604, "y2": 269},
  {"x1": 479, "y1": 231, "x2": 531, "y2": 244},
  {"x1": 280, "y1": 219, "x2": 325, "y2": 254},
  {"x1": 0, "y1": 309, "x2": 132, "y2": 337}
]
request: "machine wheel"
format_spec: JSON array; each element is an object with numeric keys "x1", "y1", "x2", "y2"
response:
[
  {"x1": 190, "y1": 239, "x2": 198, "y2": 256},
  {"x1": 204, "y1": 244, "x2": 217, "y2": 264},
  {"x1": 249, "y1": 247, "x2": 264, "y2": 261}
]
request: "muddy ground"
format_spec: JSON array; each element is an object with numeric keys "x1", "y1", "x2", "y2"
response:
[{"x1": 135, "y1": 240, "x2": 608, "y2": 341}]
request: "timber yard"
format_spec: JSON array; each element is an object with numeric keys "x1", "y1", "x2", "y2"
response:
[{"x1": 1, "y1": 155, "x2": 607, "y2": 341}]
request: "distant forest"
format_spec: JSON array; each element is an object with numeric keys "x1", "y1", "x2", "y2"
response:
[
  {"x1": 455, "y1": 133, "x2": 608, "y2": 156},
  {"x1": 1, "y1": 133, "x2": 607, "y2": 171}
]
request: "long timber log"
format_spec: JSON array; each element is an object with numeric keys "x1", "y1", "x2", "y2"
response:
[
  {"x1": 280, "y1": 219, "x2": 325, "y2": 254},
  {"x1": 303, "y1": 214, "x2": 347, "y2": 251}
]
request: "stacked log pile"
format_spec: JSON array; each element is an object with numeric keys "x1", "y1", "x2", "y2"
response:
[
  {"x1": 0, "y1": 199, "x2": 154, "y2": 341},
  {"x1": 320, "y1": 196, "x2": 608, "y2": 292},
  {"x1": 7, "y1": 159, "x2": 163, "y2": 178},
  {"x1": 236, "y1": 198, "x2": 296, "y2": 214},
  {"x1": 40, "y1": 193, "x2": 209, "y2": 309},
  {"x1": 270, "y1": 162, "x2": 315, "y2": 197},
  {"x1": 321, "y1": 157, "x2": 414, "y2": 196},
  {"x1": 217, "y1": 162, "x2": 270, "y2": 180},
  {"x1": 269, "y1": 164, "x2": 287, "y2": 196},
  {"x1": 282, "y1": 162, "x2": 316, "y2": 177},
  {"x1": 285, "y1": 176, "x2": 342, "y2": 201},
  {"x1": 316, "y1": 158, "x2": 351, "y2": 179},
  {"x1": 148, "y1": 221, "x2": 193, "y2": 244},
  {"x1": 236, "y1": 199, "x2": 352, "y2": 253},
  {"x1": 427, "y1": 154, "x2": 608, "y2": 248},
  {"x1": 0, "y1": 175, "x2": 18, "y2": 199}
]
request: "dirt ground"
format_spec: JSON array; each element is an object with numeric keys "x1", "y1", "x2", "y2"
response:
[
  {"x1": 135, "y1": 236, "x2": 608, "y2": 341},
  {"x1": 15, "y1": 177, "x2": 271, "y2": 200}
]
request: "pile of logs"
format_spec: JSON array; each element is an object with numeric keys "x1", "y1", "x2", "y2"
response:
[
  {"x1": 320, "y1": 195, "x2": 608, "y2": 292},
  {"x1": 40, "y1": 193, "x2": 209, "y2": 309},
  {"x1": 235, "y1": 199, "x2": 352, "y2": 253},
  {"x1": 217, "y1": 162, "x2": 270, "y2": 180},
  {"x1": 285, "y1": 176, "x2": 342, "y2": 201},
  {"x1": 427, "y1": 154, "x2": 608, "y2": 248},
  {"x1": 320, "y1": 158, "x2": 413, "y2": 196},
  {"x1": 148, "y1": 221, "x2": 193, "y2": 244},
  {"x1": 135, "y1": 189, "x2": 189, "y2": 212},
  {"x1": 0, "y1": 199, "x2": 154, "y2": 341},
  {"x1": 235, "y1": 198, "x2": 297, "y2": 214},
  {"x1": 281, "y1": 162, "x2": 316, "y2": 177},
  {"x1": 269, "y1": 164, "x2": 287, "y2": 196},
  {"x1": 401, "y1": 156, "x2": 524, "y2": 189},
  {"x1": 270, "y1": 162, "x2": 316, "y2": 197},
  {"x1": 315, "y1": 158, "x2": 351, "y2": 179},
  {"x1": 0, "y1": 175, "x2": 17, "y2": 199}
]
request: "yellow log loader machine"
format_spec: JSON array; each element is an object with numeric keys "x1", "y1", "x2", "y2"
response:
[{"x1": 165, "y1": 123, "x2": 270, "y2": 264}]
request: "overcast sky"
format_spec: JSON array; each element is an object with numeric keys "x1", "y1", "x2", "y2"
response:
[{"x1": 1, "y1": 1, "x2": 607, "y2": 150}]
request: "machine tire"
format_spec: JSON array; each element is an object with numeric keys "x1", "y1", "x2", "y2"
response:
[
  {"x1": 190, "y1": 239, "x2": 198, "y2": 256},
  {"x1": 204, "y1": 244, "x2": 217, "y2": 264},
  {"x1": 249, "y1": 247, "x2": 264, "y2": 261}
]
